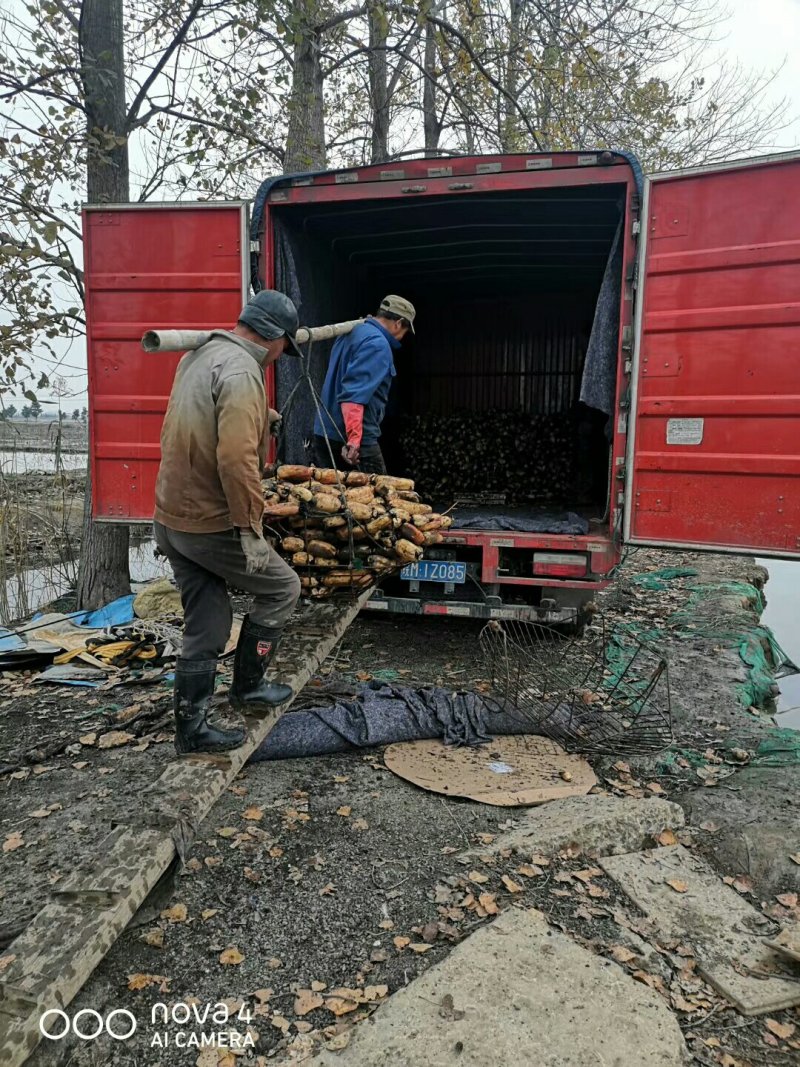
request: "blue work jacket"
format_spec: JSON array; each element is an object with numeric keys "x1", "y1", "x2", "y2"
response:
[{"x1": 313, "y1": 318, "x2": 399, "y2": 445}]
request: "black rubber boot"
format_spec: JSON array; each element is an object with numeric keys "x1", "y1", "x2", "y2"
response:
[
  {"x1": 174, "y1": 659, "x2": 245, "y2": 755},
  {"x1": 231, "y1": 616, "x2": 293, "y2": 708}
]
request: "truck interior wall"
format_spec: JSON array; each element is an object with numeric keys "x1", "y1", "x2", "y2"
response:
[{"x1": 271, "y1": 184, "x2": 625, "y2": 517}]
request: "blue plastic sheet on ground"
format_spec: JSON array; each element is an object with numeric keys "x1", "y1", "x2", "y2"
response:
[
  {"x1": 74, "y1": 595, "x2": 136, "y2": 629},
  {"x1": 0, "y1": 628, "x2": 26, "y2": 653}
]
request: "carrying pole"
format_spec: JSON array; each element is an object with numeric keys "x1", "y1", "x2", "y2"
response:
[{"x1": 140, "y1": 319, "x2": 364, "y2": 354}]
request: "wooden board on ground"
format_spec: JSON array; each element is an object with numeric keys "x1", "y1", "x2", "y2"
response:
[
  {"x1": 0, "y1": 592, "x2": 370, "y2": 1067},
  {"x1": 383, "y1": 735, "x2": 598, "y2": 806},
  {"x1": 600, "y1": 845, "x2": 800, "y2": 1016}
]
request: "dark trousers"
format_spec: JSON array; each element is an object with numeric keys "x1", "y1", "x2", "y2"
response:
[
  {"x1": 311, "y1": 434, "x2": 387, "y2": 475},
  {"x1": 153, "y1": 522, "x2": 301, "y2": 661}
]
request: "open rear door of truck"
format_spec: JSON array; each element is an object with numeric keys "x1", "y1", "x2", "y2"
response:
[
  {"x1": 625, "y1": 152, "x2": 800, "y2": 558},
  {"x1": 83, "y1": 202, "x2": 249, "y2": 521}
]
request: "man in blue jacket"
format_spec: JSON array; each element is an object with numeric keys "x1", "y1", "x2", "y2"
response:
[{"x1": 312, "y1": 295, "x2": 416, "y2": 474}]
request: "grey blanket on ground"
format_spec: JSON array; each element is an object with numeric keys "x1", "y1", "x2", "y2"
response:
[{"x1": 249, "y1": 682, "x2": 535, "y2": 762}]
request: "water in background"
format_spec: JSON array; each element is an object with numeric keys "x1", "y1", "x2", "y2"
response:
[
  {"x1": 0, "y1": 450, "x2": 88, "y2": 474},
  {"x1": 1, "y1": 539, "x2": 170, "y2": 623},
  {"x1": 758, "y1": 558, "x2": 800, "y2": 730}
]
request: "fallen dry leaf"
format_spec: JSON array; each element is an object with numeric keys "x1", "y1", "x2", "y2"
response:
[
  {"x1": 393, "y1": 936, "x2": 411, "y2": 950},
  {"x1": 97, "y1": 730, "x2": 134, "y2": 749},
  {"x1": 201, "y1": 908, "x2": 218, "y2": 921},
  {"x1": 270, "y1": 1015, "x2": 291, "y2": 1032},
  {"x1": 204, "y1": 856, "x2": 222, "y2": 868},
  {"x1": 324, "y1": 995, "x2": 359, "y2": 1016},
  {"x1": 2, "y1": 832, "x2": 23, "y2": 853},
  {"x1": 789, "y1": 853, "x2": 800, "y2": 866},
  {"x1": 332, "y1": 775, "x2": 350, "y2": 783},
  {"x1": 698, "y1": 821, "x2": 720, "y2": 832},
  {"x1": 335, "y1": 806, "x2": 352, "y2": 817},
  {"x1": 529, "y1": 853, "x2": 551, "y2": 867},
  {"x1": 516, "y1": 864, "x2": 544, "y2": 878},
  {"x1": 140, "y1": 928, "x2": 165, "y2": 949},
  {"x1": 468, "y1": 870, "x2": 489, "y2": 884},
  {"x1": 294, "y1": 990, "x2": 324, "y2": 1016},
  {"x1": 127, "y1": 973, "x2": 169, "y2": 991},
  {"x1": 776, "y1": 893, "x2": 798, "y2": 908},
  {"x1": 325, "y1": 1032, "x2": 351, "y2": 1051},
  {"x1": 656, "y1": 829, "x2": 678, "y2": 846},
  {"x1": 378, "y1": 919, "x2": 394, "y2": 930},
  {"x1": 765, "y1": 1019, "x2": 795, "y2": 1040},
  {"x1": 666, "y1": 879, "x2": 688, "y2": 894},
  {"x1": 79, "y1": 732, "x2": 97, "y2": 746},
  {"x1": 611, "y1": 945, "x2": 637, "y2": 964},
  {"x1": 310, "y1": 980, "x2": 327, "y2": 992},
  {"x1": 243, "y1": 867, "x2": 262, "y2": 884},
  {"x1": 219, "y1": 947, "x2": 244, "y2": 966},
  {"x1": 475, "y1": 832, "x2": 494, "y2": 845},
  {"x1": 408, "y1": 943, "x2": 433, "y2": 954},
  {"x1": 71, "y1": 761, "x2": 89, "y2": 770},
  {"x1": 478, "y1": 892, "x2": 499, "y2": 915},
  {"x1": 319, "y1": 882, "x2": 336, "y2": 897},
  {"x1": 587, "y1": 884, "x2": 610, "y2": 899},
  {"x1": 352, "y1": 818, "x2": 369, "y2": 831},
  {"x1": 732, "y1": 875, "x2": 753, "y2": 896},
  {"x1": 0, "y1": 954, "x2": 16, "y2": 973},
  {"x1": 242, "y1": 807, "x2": 264, "y2": 822},
  {"x1": 28, "y1": 809, "x2": 53, "y2": 819},
  {"x1": 573, "y1": 868, "x2": 602, "y2": 883},
  {"x1": 501, "y1": 875, "x2": 523, "y2": 894},
  {"x1": 363, "y1": 985, "x2": 388, "y2": 1001},
  {"x1": 646, "y1": 782, "x2": 665, "y2": 795},
  {"x1": 269, "y1": 845, "x2": 284, "y2": 858},
  {"x1": 160, "y1": 903, "x2": 188, "y2": 923},
  {"x1": 268, "y1": 957, "x2": 283, "y2": 970}
]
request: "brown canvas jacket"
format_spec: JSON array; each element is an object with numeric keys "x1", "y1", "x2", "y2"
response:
[{"x1": 154, "y1": 330, "x2": 269, "y2": 534}]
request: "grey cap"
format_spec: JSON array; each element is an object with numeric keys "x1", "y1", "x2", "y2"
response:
[
  {"x1": 379, "y1": 294, "x2": 416, "y2": 334},
  {"x1": 239, "y1": 290, "x2": 302, "y2": 357}
]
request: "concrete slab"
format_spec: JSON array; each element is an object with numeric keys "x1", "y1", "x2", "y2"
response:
[
  {"x1": 314, "y1": 907, "x2": 687, "y2": 1067},
  {"x1": 463, "y1": 795, "x2": 684, "y2": 862},
  {"x1": 766, "y1": 926, "x2": 800, "y2": 965},
  {"x1": 600, "y1": 846, "x2": 800, "y2": 1016}
]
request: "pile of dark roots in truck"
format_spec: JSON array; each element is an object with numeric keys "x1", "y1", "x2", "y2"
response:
[
  {"x1": 262, "y1": 467, "x2": 452, "y2": 599},
  {"x1": 397, "y1": 409, "x2": 581, "y2": 503}
]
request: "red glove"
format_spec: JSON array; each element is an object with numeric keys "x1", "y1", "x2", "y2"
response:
[{"x1": 341, "y1": 402, "x2": 364, "y2": 467}]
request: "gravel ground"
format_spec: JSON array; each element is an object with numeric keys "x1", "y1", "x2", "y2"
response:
[{"x1": 2, "y1": 547, "x2": 799, "y2": 1067}]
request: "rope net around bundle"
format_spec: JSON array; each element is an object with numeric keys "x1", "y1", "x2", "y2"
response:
[
  {"x1": 267, "y1": 338, "x2": 451, "y2": 601},
  {"x1": 479, "y1": 617, "x2": 673, "y2": 755}
]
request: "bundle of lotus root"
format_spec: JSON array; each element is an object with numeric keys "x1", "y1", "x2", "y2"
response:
[{"x1": 263, "y1": 466, "x2": 453, "y2": 599}]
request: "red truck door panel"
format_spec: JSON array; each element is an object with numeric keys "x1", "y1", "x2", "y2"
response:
[
  {"x1": 83, "y1": 202, "x2": 249, "y2": 520},
  {"x1": 625, "y1": 153, "x2": 800, "y2": 557}
]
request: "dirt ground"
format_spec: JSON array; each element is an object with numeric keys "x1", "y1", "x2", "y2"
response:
[{"x1": 2, "y1": 548, "x2": 799, "y2": 1067}]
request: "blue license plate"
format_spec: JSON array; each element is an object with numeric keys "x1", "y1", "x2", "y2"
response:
[{"x1": 401, "y1": 560, "x2": 467, "y2": 584}]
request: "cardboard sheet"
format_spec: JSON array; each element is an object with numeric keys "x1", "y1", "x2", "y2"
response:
[{"x1": 383, "y1": 735, "x2": 598, "y2": 806}]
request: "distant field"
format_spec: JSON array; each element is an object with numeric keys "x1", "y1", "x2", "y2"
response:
[{"x1": 0, "y1": 418, "x2": 88, "y2": 452}]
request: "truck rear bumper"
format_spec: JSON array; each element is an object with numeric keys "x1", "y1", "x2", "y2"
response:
[{"x1": 362, "y1": 591, "x2": 601, "y2": 624}]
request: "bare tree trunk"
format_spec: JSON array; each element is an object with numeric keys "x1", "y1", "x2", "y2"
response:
[
  {"x1": 76, "y1": 0, "x2": 131, "y2": 609},
  {"x1": 501, "y1": 0, "x2": 523, "y2": 151},
  {"x1": 423, "y1": 16, "x2": 440, "y2": 155},
  {"x1": 368, "y1": 3, "x2": 389, "y2": 163},
  {"x1": 285, "y1": 0, "x2": 326, "y2": 172}
]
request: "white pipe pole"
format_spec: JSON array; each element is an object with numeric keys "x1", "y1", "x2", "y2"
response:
[{"x1": 141, "y1": 319, "x2": 364, "y2": 353}]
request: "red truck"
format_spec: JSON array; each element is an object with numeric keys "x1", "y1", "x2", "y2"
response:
[{"x1": 83, "y1": 149, "x2": 800, "y2": 623}]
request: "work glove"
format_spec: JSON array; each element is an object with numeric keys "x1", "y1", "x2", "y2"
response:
[
  {"x1": 240, "y1": 529, "x2": 271, "y2": 574},
  {"x1": 341, "y1": 402, "x2": 364, "y2": 467},
  {"x1": 268, "y1": 408, "x2": 282, "y2": 438}
]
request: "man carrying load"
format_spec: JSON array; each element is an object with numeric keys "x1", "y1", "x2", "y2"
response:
[
  {"x1": 312, "y1": 295, "x2": 416, "y2": 474},
  {"x1": 154, "y1": 290, "x2": 302, "y2": 755}
]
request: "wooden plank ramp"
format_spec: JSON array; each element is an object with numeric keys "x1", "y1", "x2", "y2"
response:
[{"x1": 0, "y1": 593, "x2": 369, "y2": 1066}]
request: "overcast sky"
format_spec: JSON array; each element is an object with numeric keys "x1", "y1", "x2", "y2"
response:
[{"x1": 12, "y1": 0, "x2": 800, "y2": 416}]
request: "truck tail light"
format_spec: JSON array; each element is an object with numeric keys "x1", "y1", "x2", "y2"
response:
[{"x1": 532, "y1": 552, "x2": 588, "y2": 578}]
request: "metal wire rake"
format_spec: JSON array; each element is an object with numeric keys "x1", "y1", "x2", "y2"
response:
[{"x1": 479, "y1": 618, "x2": 672, "y2": 755}]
